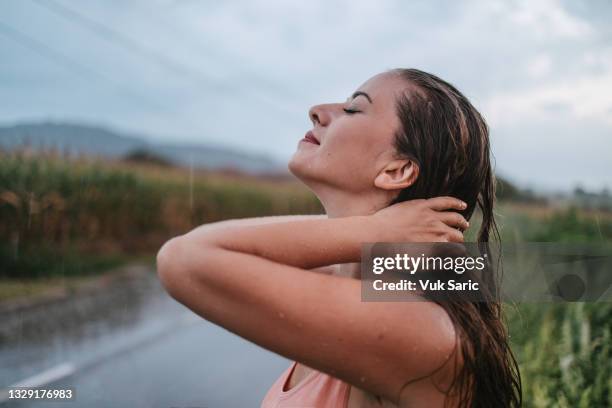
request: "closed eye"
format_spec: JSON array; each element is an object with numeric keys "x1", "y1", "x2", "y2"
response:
[{"x1": 343, "y1": 108, "x2": 360, "y2": 115}]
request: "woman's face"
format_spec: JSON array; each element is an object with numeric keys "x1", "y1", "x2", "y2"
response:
[{"x1": 288, "y1": 71, "x2": 410, "y2": 195}]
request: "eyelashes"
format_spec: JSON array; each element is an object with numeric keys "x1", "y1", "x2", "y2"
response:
[{"x1": 342, "y1": 108, "x2": 360, "y2": 115}]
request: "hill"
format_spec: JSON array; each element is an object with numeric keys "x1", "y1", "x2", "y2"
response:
[{"x1": 0, "y1": 122, "x2": 286, "y2": 174}]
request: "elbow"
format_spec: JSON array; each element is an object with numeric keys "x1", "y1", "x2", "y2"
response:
[
  {"x1": 156, "y1": 235, "x2": 188, "y2": 299},
  {"x1": 156, "y1": 232, "x2": 222, "y2": 303}
]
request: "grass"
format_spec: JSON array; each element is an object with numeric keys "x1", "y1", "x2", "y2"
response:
[
  {"x1": 506, "y1": 304, "x2": 612, "y2": 407},
  {"x1": 497, "y1": 203, "x2": 612, "y2": 407}
]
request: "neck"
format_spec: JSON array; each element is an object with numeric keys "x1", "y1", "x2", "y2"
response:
[
  {"x1": 317, "y1": 188, "x2": 392, "y2": 279},
  {"x1": 320, "y1": 189, "x2": 390, "y2": 219}
]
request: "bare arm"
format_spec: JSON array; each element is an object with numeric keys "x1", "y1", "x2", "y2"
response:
[
  {"x1": 157, "y1": 198, "x2": 468, "y2": 403},
  {"x1": 190, "y1": 214, "x2": 327, "y2": 232},
  {"x1": 187, "y1": 214, "x2": 336, "y2": 275}
]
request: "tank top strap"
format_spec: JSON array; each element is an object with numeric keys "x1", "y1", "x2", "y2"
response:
[{"x1": 261, "y1": 361, "x2": 351, "y2": 408}]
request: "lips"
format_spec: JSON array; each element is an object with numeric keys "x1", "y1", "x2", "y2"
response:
[{"x1": 302, "y1": 130, "x2": 320, "y2": 145}]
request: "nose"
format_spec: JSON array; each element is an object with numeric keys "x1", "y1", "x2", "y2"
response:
[{"x1": 308, "y1": 104, "x2": 331, "y2": 127}]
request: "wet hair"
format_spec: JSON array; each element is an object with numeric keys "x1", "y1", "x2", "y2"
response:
[{"x1": 389, "y1": 68, "x2": 522, "y2": 407}]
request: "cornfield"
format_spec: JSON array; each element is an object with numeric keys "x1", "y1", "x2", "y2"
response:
[{"x1": 0, "y1": 150, "x2": 322, "y2": 278}]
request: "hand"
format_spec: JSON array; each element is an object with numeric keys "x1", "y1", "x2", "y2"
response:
[{"x1": 370, "y1": 197, "x2": 469, "y2": 243}]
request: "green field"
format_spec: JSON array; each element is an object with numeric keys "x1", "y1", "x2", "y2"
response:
[
  {"x1": 0, "y1": 151, "x2": 322, "y2": 278},
  {"x1": 0, "y1": 151, "x2": 610, "y2": 407},
  {"x1": 495, "y1": 204, "x2": 612, "y2": 407}
]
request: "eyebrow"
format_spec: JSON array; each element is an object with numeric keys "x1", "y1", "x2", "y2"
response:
[{"x1": 351, "y1": 91, "x2": 373, "y2": 103}]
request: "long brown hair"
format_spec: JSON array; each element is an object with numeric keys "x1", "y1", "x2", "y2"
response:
[{"x1": 389, "y1": 68, "x2": 521, "y2": 407}]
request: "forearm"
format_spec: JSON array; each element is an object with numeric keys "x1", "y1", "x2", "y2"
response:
[
  {"x1": 186, "y1": 214, "x2": 327, "y2": 235},
  {"x1": 160, "y1": 197, "x2": 467, "y2": 275},
  {"x1": 177, "y1": 215, "x2": 373, "y2": 270}
]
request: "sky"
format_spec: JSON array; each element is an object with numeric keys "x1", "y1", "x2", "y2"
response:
[{"x1": 1, "y1": 0, "x2": 611, "y2": 191}]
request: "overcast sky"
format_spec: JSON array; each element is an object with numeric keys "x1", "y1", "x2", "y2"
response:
[{"x1": 1, "y1": 0, "x2": 611, "y2": 191}]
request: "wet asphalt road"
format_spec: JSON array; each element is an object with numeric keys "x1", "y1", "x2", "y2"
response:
[{"x1": 0, "y1": 266, "x2": 289, "y2": 408}]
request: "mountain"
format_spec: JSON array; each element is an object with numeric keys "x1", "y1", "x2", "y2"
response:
[{"x1": 0, "y1": 122, "x2": 287, "y2": 174}]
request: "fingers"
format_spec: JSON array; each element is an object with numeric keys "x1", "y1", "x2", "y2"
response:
[
  {"x1": 438, "y1": 212, "x2": 469, "y2": 230},
  {"x1": 425, "y1": 196, "x2": 467, "y2": 211},
  {"x1": 439, "y1": 226, "x2": 464, "y2": 243}
]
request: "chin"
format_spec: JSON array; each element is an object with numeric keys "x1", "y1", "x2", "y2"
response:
[
  {"x1": 288, "y1": 152, "x2": 320, "y2": 187},
  {"x1": 287, "y1": 153, "x2": 305, "y2": 179}
]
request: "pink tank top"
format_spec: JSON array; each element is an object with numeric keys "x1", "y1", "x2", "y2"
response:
[{"x1": 261, "y1": 361, "x2": 351, "y2": 408}]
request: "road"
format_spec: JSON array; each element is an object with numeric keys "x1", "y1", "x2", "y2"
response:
[{"x1": 0, "y1": 265, "x2": 289, "y2": 408}]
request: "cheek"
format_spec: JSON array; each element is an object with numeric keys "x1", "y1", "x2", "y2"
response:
[
  {"x1": 324, "y1": 122, "x2": 389, "y2": 164},
  {"x1": 289, "y1": 118, "x2": 395, "y2": 190},
  {"x1": 314, "y1": 127, "x2": 384, "y2": 182}
]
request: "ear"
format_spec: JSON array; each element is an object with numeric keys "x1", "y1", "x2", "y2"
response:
[{"x1": 374, "y1": 159, "x2": 419, "y2": 191}]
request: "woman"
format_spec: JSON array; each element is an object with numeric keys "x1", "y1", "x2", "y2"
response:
[{"x1": 156, "y1": 68, "x2": 522, "y2": 407}]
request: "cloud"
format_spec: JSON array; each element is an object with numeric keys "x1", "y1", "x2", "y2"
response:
[
  {"x1": 525, "y1": 54, "x2": 553, "y2": 78},
  {"x1": 484, "y1": 62, "x2": 612, "y2": 126},
  {"x1": 499, "y1": 0, "x2": 592, "y2": 39},
  {"x1": 1, "y1": 0, "x2": 610, "y2": 190}
]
